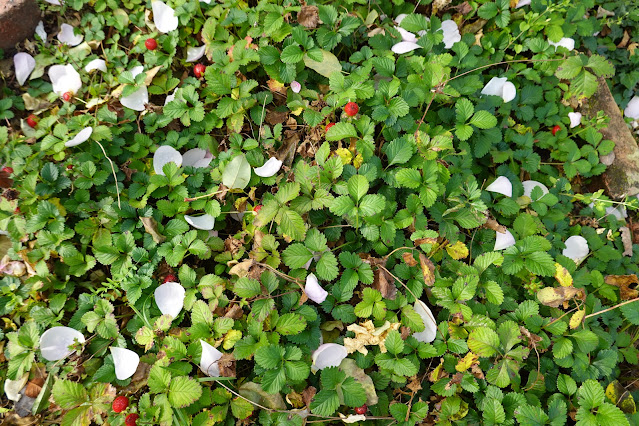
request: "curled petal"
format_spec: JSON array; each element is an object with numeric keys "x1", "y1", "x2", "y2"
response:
[
  {"x1": 291, "y1": 80, "x2": 302, "y2": 93},
  {"x1": 65, "y1": 127, "x2": 93, "y2": 147},
  {"x1": 153, "y1": 145, "x2": 183, "y2": 175},
  {"x1": 441, "y1": 20, "x2": 461, "y2": 49},
  {"x1": 49, "y1": 64, "x2": 82, "y2": 96},
  {"x1": 501, "y1": 82, "x2": 517, "y2": 102},
  {"x1": 481, "y1": 77, "x2": 507, "y2": 97},
  {"x1": 392, "y1": 41, "x2": 421, "y2": 54},
  {"x1": 200, "y1": 340, "x2": 223, "y2": 377},
  {"x1": 35, "y1": 21, "x2": 47, "y2": 42},
  {"x1": 164, "y1": 89, "x2": 177, "y2": 106},
  {"x1": 4, "y1": 374, "x2": 28, "y2": 402},
  {"x1": 516, "y1": 0, "x2": 531, "y2": 7},
  {"x1": 254, "y1": 157, "x2": 283, "y2": 177},
  {"x1": 131, "y1": 66, "x2": 144, "y2": 78},
  {"x1": 395, "y1": 14, "x2": 408, "y2": 24},
  {"x1": 85, "y1": 59, "x2": 107, "y2": 73},
  {"x1": 57, "y1": 24, "x2": 83, "y2": 46},
  {"x1": 413, "y1": 300, "x2": 437, "y2": 343},
  {"x1": 563, "y1": 235, "x2": 589, "y2": 263},
  {"x1": 152, "y1": 0, "x2": 179, "y2": 33},
  {"x1": 110, "y1": 347, "x2": 140, "y2": 380},
  {"x1": 39, "y1": 326, "x2": 85, "y2": 361},
  {"x1": 14, "y1": 53, "x2": 35, "y2": 86},
  {"x1": 185, "y1": 214, "x2": 215, "y2": 230},
  {"x1": 186, "y1": 45, "x2": 206, "y2": 62},
  {"x1": 395, "y1": 27, "x2": 417, "y2": 43},
  {"x1": 494, "y1": 229, "x2": 516, "y2": 251},
  {"x1": 182, "y1": 148, "x2": 213, "y2": 168},
  {"x1": 312, "y1": 343, "x2": 348, "y2": 371},
  {"x1": 568, "y1": 112, "x2": 582, "y2": 128},
  {"x1": 522, "y1": 180, "x2": 549, "y2": 198},
  {"x1": 549, "y1": 37, "x2": 575, "y2": 51},
  {"x1": 121, "y1": 87, "x2": 148, "y2": 111},
  {"x1": 154, "y1": 282, "x2": 185, "y2": 318},
  {"x1": 305, "y1": 273, "x2": 328, "y2": 304},
  {"x1": 625, "y1": 96, "x2": 639, "y2": 120},
  {"x1": 486, "y1": 176, "x2": 512, "y2": 197}
]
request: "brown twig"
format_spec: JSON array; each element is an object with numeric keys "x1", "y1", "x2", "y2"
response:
[{"x1": 585, "y1": 296, "x2": 639, "y2": 319}]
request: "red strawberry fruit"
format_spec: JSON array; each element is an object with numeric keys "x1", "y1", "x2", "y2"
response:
[
  {"x1": 2, "y1": 167, "x2": 13, "y2": 174},
  {"x1": 112, "y1": 396, "x2": 129, "y2": 413},
  {"x1": 26, "y1": 115, "x2": 38, "y2": 128},
  {"x1": 145, "y1": 38, "x2": 158, "y2": 50},
  {"x1": 254, "y1": 205, "x2": 262, "y2": 213},
  {"x1": 355, "y1": 404, "x2": 367, "y2": 415},
  {"x1": 62, "y1": 92, "x2": 73, "y2": 102},
  {"x1": 551, "y1": 125, "x2": 561, "y2": 136},
  {"x1": 344, "y1": 102, "x2": 359, "y2": 117},
  {"x1": 194, "y1": 64, "x2": 206, "y2": 78},
  {"x1": 163, "y1": 274, "x2": 177, "y2": 283},
  {"x1": 325, "y1": 123, "x2": 335, "y2": 132},
  {"x1": 125, "y1": 413, "x2": 140, "y2": 426}
]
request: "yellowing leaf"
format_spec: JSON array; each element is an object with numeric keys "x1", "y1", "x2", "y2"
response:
[
  {"x1": 353, "y1": 154, "x2": 364, "y2": 169},
  {"x1": 537, "y1": 286, "x2": 585, "y2": 308},
  {"x1": 446, "y1": 241, "x2": 469, "y2": 260},
  {"x1": 223, "y1": 329, "x2": 242, "y2": 350},
  {"x1": 606, "y1": 380, "x2": 637, "y2": 414},
  {"x1": 455, "y1": 352, "x2": 479, "y2": 372},
  {"x1": 555, "y1": 263, "x2": 573, "y2": 287},
  {"x1": 335, "y1": 148, "x2": 353, "y2": 165},
  {"x1": 419, "y1": 253, "x2": 436, "y2": 286},
  {"x1": 569, "y1": 309, "x2": 585, "y2": 329},
  {"x1": 604, "y1": 274, "x2": 639, "y2": 300}
]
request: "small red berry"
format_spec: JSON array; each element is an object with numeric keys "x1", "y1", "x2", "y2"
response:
[
  {"x1": 325, "y1": 123, "x2": 335, "y2": 132},
  {"x1": 163, "y1": 274, "x2": 177, "y2": 284},
  {"x1": 551, "y1": 125, "x2": 561, "y2": 136},
  {"x1": 62, "y1": 92, "x2": 72, "y2": 102},
  {"x1": 344, "y1": 101, "x2": 359, "y2": 117},
  {"x1": 67, "y1": 164, "x2": 73, "y2": 170},
  {"x1": 194, "y1": 64, "x2": 206, "y2": 78},
  {"x1": 145, "y1": 38, "x2": 158, "y2": 50},
  {"x1": 125, "y1": 413, "x2": 140, "y2": 426},
  {"x1": 355, "y1": 404, "x2": 367, "y2": 415},
  {"x1": 2, "y1": 167, "x2": 13, "y2": 174},
  {"x1": 14, "y1": 207, "x2": 20, "y2": 214},
  {"x1": 26, "y1": 115, "x2": 38, "y2": 128},
  {"x1": 112, "y1": 396, "x2": 129, "y2": 413}
]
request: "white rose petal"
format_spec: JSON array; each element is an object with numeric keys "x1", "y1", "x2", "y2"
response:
[
  {"x1": 45, "y1": 0, "x2": 62, "y2": 4},
  {"x1": 164, "y1": 88, "x2": 178, "y2": 106},
  {"x1": 563, "y1": 235, "x2": 589, "y2": 263},
  {"x1": 110, "y1": 347, "x2": 140, "y2": 380},
  {"x1": 481, "y1": 77, "x2": 516, "y2": 103},
  {"x1": 153, "y1": 145, "x2": 183, "y2": 175},
  {"x1": 120, "y1": 87, "x2": 149, "y2": 111},
  {"x1": 254, "y1": 157, "x2": 283, "y2": 177},
  {"x1": 185, "y1": 214, "x2": 215, "y2": 230},
  {"x1": 312, "y1": 343, "x2": 348, "y2": 371},
  {"x1": 341, "y1": 414, "x2": 367, "y2": 423},
  {"x1": 568, "y1": 112, "x2": 582, "y2": 128},
  {"x1": 200, "y1": 0, "x2": 211, "y2": 3},
  {"x1": 14, "y1": 53, "x2": 36, "y2": 86},
  {"x1": 57, "y1": 24, "x2": 83, "y2": 46},
  {"x1": 396, "y1": 27, "x2": 418, "y2": 43},
  {"x1": 441, "y1": 20, "x2": 461, "y2": 49},
  {"x1": 486, "y1": 176, "x2": 513, "y2": 197},
  {"x1": 152, "y1": 1, "x2": 179, "y2": 34},
  {"x1": 85, "y1": 59, "x2": 107, "y2": 73},
  {"x1": 495, "y1": 229, "x2": 516, "y2": 251},
  {"x1": 413, "y1": 300, "x2": 437, "y2": 343},
  {"x1": 502, "y1": 82, "x2": 517, "y2": 102},
  {"x1": 392, "y1": 41, "x2": 421, "y2": 54},
  {"x1": 154, "y1": 282, "x2": 185, "y2": 318},
  {"x1": 516, "y1": 0, "x2": 531, "y2": 8},
  {"x1": 395, "y1": 14, "x2": 408, "y2": 24},
  {"x1": 522, "y1": 180, "x2": 549, "y2": 198},
  {"x1": 186, "y1": 45, "x2": 206, "y2": 62},
  {"x1": 35, "y1": 21, "x2": 47, "y2": 42},
  {"x1": 49, "y1": 64, "x2": 82, "y2": 96},
  {"x1": 291, "y1": 80, "x2": 302, "y2": 93},
  {"x1": 625, "y1": 96, "x2": 639, "y2": 120},
  {"x1": 182, "y1": 148, "x2": 213, "y2": 168},
  {"x1": 549, "y1": 37, "x2": 575, "y2": 51},
  {"x1": 305, "y1": 273, "x2": 328, "y2": 304},
  {"x1": 200, "y1": 340, "x2": 223, "y2": 377},
  {"x1": 4, "y1": 374, "x2": 28, "y2": 402},
  {"x1": 65, "y1": 127, "x2": 93, "y2": 147},
  {"x1": 40, "y1": 326, "x2": 85, "y2": 361}
]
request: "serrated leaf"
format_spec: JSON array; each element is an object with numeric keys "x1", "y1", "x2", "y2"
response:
[
  {"x1": 169, "y1": 376, "x2": 203, "y2": 408},
  {"x1": 326, "y1": 122, "x2": 357, "y2": 141},
  {"x1": 222, "y1": 154, "x2": 251, "y2": 189}
]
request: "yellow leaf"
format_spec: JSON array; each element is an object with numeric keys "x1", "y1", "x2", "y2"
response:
[
  {"x1": 223, "y1": 329, "x2": 242, "y2": 350},
  {"x1": 446, "y1": 241, "x2": 469, "y2": 260},
  {"x1": 455, "y1": 352, "x2": 479, "y2": 372},
  {"x1": 569, "y1": 309, "x2": 585, "y2": 329},
  {"x1": 606, "y1": 380, "x2": 637, "y2": 414},
  {"x1": 335, "y1": 148, "x2": 353, "y2": 165},
  {"x1": 555, "y1": 263, "x2": 573, "y2": 287},
  {"x1": 353, "y1": 154, "x2": 364, "y2": 169},
  {"x1": 537, "y1": 286, "x2": 585, "y2": 308}
]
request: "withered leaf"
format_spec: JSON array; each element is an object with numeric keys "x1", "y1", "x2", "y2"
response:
[
  {"x1": 298, "y1": 5, "x2": 319, "y2": 28},
  {"x1": 302, "y1": 386, "x2": 317, "y2": 407},
  {"x1": 218, "y1": 353, "x2": 236, "y2": 377},
  {"x1": 402, "y1": 252, "x2": 418, "y2": 267},
  {"x1": 140, "y1": 217, "x2": 166, "y2": 243},
  {"x1": 605, "y1": 274, "x2": 639, "y2": 300},
  {"x1": 419, "y1": 253, "x2": 436, "y2": 286},
  {"x1": 373, "y1": 267, "x2": 397, "y2": 300},
  {"x1": 620, "y1": 226, "x2": 633, "y2": 257},
  {"x1": 484, "y1": 218, "x2": 507, "y2": 233},
  {"x1": 537, "y1": 286, "x2": 585, "y2": 308},
  {"x1": 407, "y1": 375, "x2": 423, "y2": 393}
]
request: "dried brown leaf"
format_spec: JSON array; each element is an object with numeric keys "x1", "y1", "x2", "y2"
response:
[
  {"x1": 298, "y1": 5, "x2": 319, "y2": 28},
  {"x1": 537, "y1": 286, "x2": 585, "y2": 308},
  {"x1": 484, "y1": 218, "x2": 506, "y2": 233},
  {"x1": 141, "y1": 217, "x2": 166, "y2": 243},
  {"x1": 605, "y1": 274, "x2": 639, "y2": 300},
  {"x1": 218, "y1": 353, "x2": 236, "y2": 378},
  {"x1": 620, "y1": 226, "x2": 633, "y2": 257},
  {"x1": 302, "y1": 386, "x2": 317, "y2": 407},
  {"x1": 419, "y1": 253, "x2": 435, "y2": 286},
  {"x1": 402, "y1": 252, "x2": 418, "y2": 267},
  {"x1": 373, "y1": 267, "x2": 397, "y2": 300}
]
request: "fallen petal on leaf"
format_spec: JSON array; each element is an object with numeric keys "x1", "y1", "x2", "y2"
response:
[
  {"x1": 413, "y1": 300, "x2": 437, "y2": 343},
  {"x1": 120, "y1": 86, "x2": 149, "y2": 111},
  {"x1": 65, "y1": 127, "x2": 93, "y2": 147},
  {"x1": 185, "y1": 214, "x2": 215, "y2": 230},
  {"x1": 154, "y1": 282, "x2": 185, "y2": 318},
  {"x1": 39, "y1": 326, "x2": 85, "y2": 361},
  {"x1": 291, "y1": 80, "x2": 302, "y2": 93},
  {"x1": 441, "y1": 20, "x2": 461, "y2": 49},
  {"x1": 312, "y1": 343, "x2": 348, "y2": 371},
  {"x1": 486, "y1": 176, "x2": 513, "y2": 197},
  {"x1": 182, "y1": 148, "x2": 213, "y2": 168},
  {"x1": 14, "y1": 53, "x2": 35, "y2": 86},
  {"x1": 481, "y1": 77, "x2": 507, "y2": 97},
  {"x1": 200, "y1": 340, "x2": 223, "y2": 377},
  {"x1": 391, "y1": 41, "x2": 421, "y2": 54},
  {"x1": 396, "y1": 27, "x2": 418, "y2": 43},
  {"x1": 549, "y1": 37, "x2": 575, "y2": 51},
  {"x1": 85, "y1": 59, "x2": 107, "y2": 73},
  {"x1": 522, "y1": 180, "x2": 549, "y2": 198},
  {"x1": 4, "y1": 374, "x2": 28, "y2": 402},
  {"x1": 254, "y1": 157, "x2": 283, "y2": 177},
  {"x1": 563, "y1": 235, "x2": 589, "y2": 263},
  {"x1": 186, "y1": 45, "x2": 206, "y2": 62},
  {"x1": 49, "y1": 64, "x2": 82, "y2": 96},
  {"x1": 152, "y1": 0, "x2": 179, "y2": 33},
  {"x1": 110, "y1": 347, "x2": 140, "y2": 380},
  {"x1": 568, "y1": 112, "x2": 582, "y2": 128},
  {"x1": 494, "y1": 229, "x2": 516, "y2": 250},
  {"x1": 305, "y1": 273, "x2": 328, "y2": 304},
  {"x1": 35, "y1": 21, "x2": 47, "y2": 42},
  {"x1": 153, "y1": 145, "x2": 182, "y2": 175},
  {"x1": 625, "y1": 96, "x2": 639, "y2": 119},
  {"x1": 57, "y1": 24, "x2": 83, "y2": 46}
]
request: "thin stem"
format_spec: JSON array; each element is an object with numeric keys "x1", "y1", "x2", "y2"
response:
[
  {"x1": 585, "y1": 297, "x2": 639, "y2": 319},
  {"x1": 94, "y1": 140, "x2": 121, "y2": 209},
  {"x1": 185, "y1": 189, "x2": 224, "y2": 202}
]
